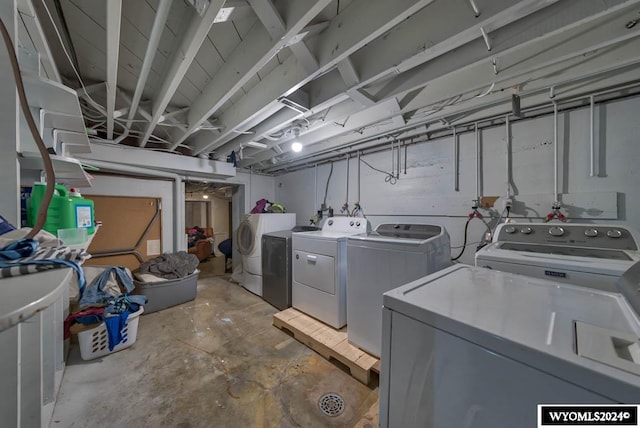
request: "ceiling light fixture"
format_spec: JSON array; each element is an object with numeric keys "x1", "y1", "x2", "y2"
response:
[
  {"x1": 247, "y1": 141, "x2": 268, "y2": 149},
  {"x1": 291, "y1": 142, "x2": 303, "y2": 152},
  {"x1": 202, "y1": 194, "x2": 209, "y2": 199}
]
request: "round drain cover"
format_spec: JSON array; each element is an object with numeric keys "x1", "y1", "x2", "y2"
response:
[{"x1": 318, "y1": 393, "x2": 345, "y2": 417}]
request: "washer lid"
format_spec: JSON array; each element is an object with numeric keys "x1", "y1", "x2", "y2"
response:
[
  {"x1": 475, "y1": 242, "x2": 639, "y2": 277},
  {"x1": 618, "y1": 261, "x2": 640, "y2": 318},
  {"x1": 350, "y1": 224, "x2": 445, "y2": 244},
  {"x1": 375, "y1": 224, "x2": 442, "y2": 239},
  {"x1": 237, "y1": 219, "x2": 256, "y2": 255},
  {"x1": 499, "y1": 242, "x2": 633, "y2": 261},
  {"x1": 383, "y1": 264, "x2": 640, "y2": 400}
]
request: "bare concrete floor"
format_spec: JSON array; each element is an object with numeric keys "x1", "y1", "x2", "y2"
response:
[{"x1": 52, "y1": 271, "x2": 378, "y2": 427}]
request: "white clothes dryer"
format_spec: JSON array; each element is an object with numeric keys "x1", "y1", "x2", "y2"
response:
[
  {"x1": 346, "y1": 224, "x2": 451, "y2": 357},
  {"x1": 237, "y1": 213, "x2": 296, "y2": 296},
  {"x1": 292, "y1": 217, "x2": 370, "y2": 328},
  {"x1": 476, "y1": 222, "x2": 640, "y2": 292},
  {"x1": 379, "y1": 264, "x2": 640, "y2": 428}
]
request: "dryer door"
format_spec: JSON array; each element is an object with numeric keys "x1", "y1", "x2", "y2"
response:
[
  {"x1": 238, "y1": 219, "x2": 256, "y2": 256},
  {"x1": 293, "y1": 250, "x2": 336, "y2": 295}
]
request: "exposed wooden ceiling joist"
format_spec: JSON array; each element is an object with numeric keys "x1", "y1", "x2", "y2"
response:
[
  {"x1": 190, "y1": 0, "x2": 438, "y2": 156},
  {"x1": 138, "y1": 0, "x2": 226, "y2": 147}
]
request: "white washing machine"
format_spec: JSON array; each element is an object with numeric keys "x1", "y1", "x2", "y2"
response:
[
  {"x1": 237, "y1": 213, "x2": 296, "y2": 296},
  {"x1": 346, "y1": 224, "x2": 451, "y2": 357},
  {"x1": 379, "y1": 264, "x2": 640, "y2": 428},
  {"x1": 476, "y1": 222, "x2": 640, "y2": 292},
  {"x1": 292, "y1": 217, "x2": 371, "y2": 328}
]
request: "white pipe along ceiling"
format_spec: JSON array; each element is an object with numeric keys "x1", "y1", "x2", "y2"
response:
[{"x1": 36, "y1": 0, "x2": 640, "y2": 174}]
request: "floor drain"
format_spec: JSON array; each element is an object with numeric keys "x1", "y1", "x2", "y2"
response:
[{"x1": 318, "y1": 393, "x2": 345, "y2": 417}]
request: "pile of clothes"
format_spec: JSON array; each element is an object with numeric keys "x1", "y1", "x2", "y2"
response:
[
  {"x1": 65, "y1": 266, "x2": 147, "y2": 351},
  {"x1": 250, "y1": 198, "x2": 286, "y2": 213},
  {"x1": 0, "y1": 221, "x2": 89, "y2": 293},
  {"x1": 136, "y1": 251, "x2": 199, "y2": 280},
  {"x1": 186, "y1": 226, "x2": 208, "y2": 248}
]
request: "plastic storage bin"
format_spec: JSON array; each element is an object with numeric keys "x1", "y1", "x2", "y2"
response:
[
  {"x1": 77, "y1": 307, "x2": 144, "y2": 360},
  {"x1": 133, "y1": 270, "x2": 199, "y2": 313}
]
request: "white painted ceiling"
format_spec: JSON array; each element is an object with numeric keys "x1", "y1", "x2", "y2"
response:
[{"x1": 31, "y1": 0, "x2": 640, "y2": 173}]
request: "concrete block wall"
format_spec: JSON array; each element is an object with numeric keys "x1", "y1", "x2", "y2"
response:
[{"x1": 275, "y1": 95, "x2": 640, "y2": 265}]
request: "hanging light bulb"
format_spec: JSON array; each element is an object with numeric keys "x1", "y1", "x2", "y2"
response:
[
  {"x1": 291, "y1": 142, "x2": 303, "y2": 152},
  {"x1": 290, "y1": 128, "x2": 303, "y2": 153}
]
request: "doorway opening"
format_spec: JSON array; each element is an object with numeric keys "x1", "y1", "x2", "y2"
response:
[{"x1": 185, "y1": 181, "x2": 238, "y2": 276}]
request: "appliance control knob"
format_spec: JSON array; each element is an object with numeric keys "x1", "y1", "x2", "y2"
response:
[
  {"x1": 607, "y1": 229, "x2": 623, "y2": 238},
  {"x1": 504, "y1": 226, "x2": 516, "y2": 234},
  {"x1": 328, "y1": 220, "x2": 333, "y2": 226},
  {"x1": 350, "y1": 221, "x2": 354, "y2": 226},
  {"x1": 548, "y1": 226, "x2": 565, "y2": 237},
  {"x1": 356, "y1": 222, "x2": 361, "y2": 227},
  {"x1": 584, "y1": 228, "x2": 598, "y2": 237},
  {"x1": 520, "y1": 227, "x2": 533, "y2": 234}
]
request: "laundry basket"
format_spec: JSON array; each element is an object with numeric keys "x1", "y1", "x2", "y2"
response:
[{"x1": 77, "y1": 307, "x2": 144, "y2": 360}]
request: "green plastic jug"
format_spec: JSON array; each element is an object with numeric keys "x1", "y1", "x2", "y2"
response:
[{"x1": 27, "y1": 183, "x2": 95, "y2": 235}]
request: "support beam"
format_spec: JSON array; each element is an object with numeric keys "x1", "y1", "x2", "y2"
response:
[
  {"x1": 249, "y1": 3, "x2": 640, "y2": 170},
  {"x1": 290, "y1": 41, "x2": 319, "y2": 73},
  {"x1": 17, "y1": 0, "x2": 61, "y2": 82},
  {"x1": 125, "y1": 0, "x2": 171, "y2": 131},
  {"x1": 308, "y1": 0, "x2": 561, "y2": 109},
  {"x1": 248, "y1": 0, "x2": 320, "y2": 71},
  {"x1": 337, "y1": 58, "x2": 360, "y2": 86},
  {"x1": 240, "y1": 0, "x2": 634, "y2": 167},
  {"x1": 106, "y1": 0, "x2": 122, "y2": 140},
  {"x1": 268, "y1": 65, "x2": 640, "y2": 173},
  {"x1": 139, "y1": 0, "x2": 225, "y2": 147},
  {"x1": 346, "y1": 88, "x2": 376, "y2": 107},
  {"x1": 247, "y1": 0, "x2": 285, "y2": 38},
  {"x1": 214, "y1": 0, "x2": 253, "y2": 23},
  {"x1": 191, "y1": 0, "x2": 438, "y2": 155},
  {"x1": 171, "y1": 0, "x2": 330, "y2": 150},
  {"x1": 236, "y1": 0, "x2": 565, "y2": 163},
  {"x1": 397, "y1": 1, "x2": 640, "y2": 112},
  {"x1": 265, "y1": 35, "x2": 640, "y2": 171},
  {"x1": 258, "y1": 99, "x2": 402, "y2": 166}
]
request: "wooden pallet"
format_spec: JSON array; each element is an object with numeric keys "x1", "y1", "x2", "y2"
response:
[{"x1": 273, "y1": 308, "x2": 379, "y2": 385}]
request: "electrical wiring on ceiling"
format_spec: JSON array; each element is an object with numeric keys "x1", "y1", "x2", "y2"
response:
[
  {"x1": 0, "y1": 17, "x2": 55, "y2": 239},
  {"x1": 41, "y1": 0, "x2": 107, "y2": 116},
  {"x1": 41, "y1": 0, "x2": 189, "y2": 147}
]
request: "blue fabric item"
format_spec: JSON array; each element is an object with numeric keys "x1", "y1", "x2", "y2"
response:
[
  {"x1": 0, "y1": 258, "x2": 86, "y2": 295},
  {"x1": 0, "y1": 215, "x2": 16, "y2": 236},
  {"x1": 79, "y1": 266, "x2": 136, "y2": 307},
  {"x1": 103, "y1": 310, "x2": 131, "y2": 351},
  {"x1": 75, "y1": 314, "x2": 103, "y2": 325},
  {"x1": 0, "y1": 239, "x2": 39, "y2": 260},
  {"x1": 104, "y1": 295, "x2": 145, "y2": 315}
]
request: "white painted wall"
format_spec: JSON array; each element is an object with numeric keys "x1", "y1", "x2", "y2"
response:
[{"x1": 276, "y1": 95, "x2": 640, "y2": 265}]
